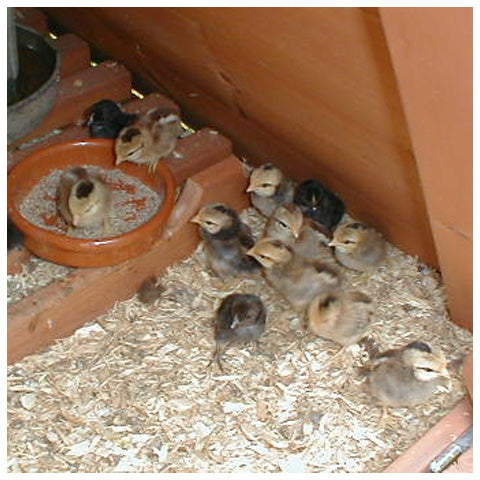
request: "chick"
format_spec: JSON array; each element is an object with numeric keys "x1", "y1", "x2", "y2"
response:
[
  {"x1": 307, "y1": 290, "x2": 373, "y2": 355},
  {"x1": 247, "y1": 237, "x2": 341, "y2": 312},
  {"x1": 367, "y1": 341, "x2": 450, "y2": 422},
  {"x1": 137, "y1": 276, "x2": 165, "y2": 305},
  {"x1": 115, "y1": 107, "x2": 183, "y2": 172},
  {"x1": 85, "y1": 99, "x2": 136, "y2": 139},
  {"x1": 329, "y1": 221, "x2": 386, "y2": 271},
  {"x1": 57, "y1": 167, "x2": 112, "y2": 236},
  {"x1": 246, "y1": 163, "x2": 295, "y2": 217},
  {"x1": 210, "y1": 293, "x2": 267, "y2": 371},
  {"x1": 264, "y1": 204, "x2": 333, "y2": 262},
  {"x1": 294, "y1": 179, "x2": 345, "y2": 231},
  {"x1": 7, "y1": 217, "x2": 23, "y2": 251},
  {"x1": 190, "y1": 203, "x2": 261, "y2": 279}
]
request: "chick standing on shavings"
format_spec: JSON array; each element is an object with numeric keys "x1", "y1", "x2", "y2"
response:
[
  {"x1": 190, "y1": 203, "x2": 261, "y2": 279},
  {"x1": 294, "y1": 178, "x2": 345, "y2": 231},
  {"x1": 366, "y1": 341, "x2": 451, "y2": 424},
  {"x1": 115, "y1": 106, "x2": 183, "y2": 173},
  {"x1": 246, "y1": 163, "x2": 296, "y2": 217},
  {"x1": 307, "y1": 290, "x2": 374, "y2": 359},
  {"x1": 247, "y1": 237, "x2": 341, "y2": 312},
  {"x1": 57, "y1": 167, "x2": 112, "y2": 237},
  {"x1": 329, "y1": 221, "x2": 386, "y2": 272},
  {"x1": 210, "y1": 293, "x2": 267, "y2": 371},
  {"x1": 85, "y1": 99, "x2": 137, "y2": 139},
  {"x1": 264, "y1": 204, "x2": 333, "y2": 262},
  {"x1": 137, "y1": 276, "x2": 166, "y2": 305}
]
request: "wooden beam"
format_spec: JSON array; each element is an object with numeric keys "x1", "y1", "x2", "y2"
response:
[
  {"x1": 56, "y1": 34, "x2": 91, "y2": 78},
  {"x1": 380, "y1": 7, "x2": 473, "y2": 332},
  {"x1": 383, "y1": 398, "x2": 472, "y2": 472},
  {"x1": 8, "y1": 155, "x2": 249, "y2": 365}
]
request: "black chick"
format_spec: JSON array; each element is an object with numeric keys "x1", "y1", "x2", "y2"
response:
[
  {"x1": 86, "y1": 99, "x2": 137, "y2": 139},
  {"x1": 137, "y1": 276, "x2": 166, "y2": 305},
  {"x1": 8, "y1": 218, "x2": 23, "y2": 251},
  {"x1": 211, "y1": 293, "x2": 267, "y2": 371},
  {"x1": 294, "y1": 179, "x2": 345, "y2": 231}
]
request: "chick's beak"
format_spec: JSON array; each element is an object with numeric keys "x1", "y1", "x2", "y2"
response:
[
  {"x1": 328, "y1": 240, "x2": 338, "y2": 247},
  {"x1": 115, "y1": 157, "x2": 125, "y2": 166},
  {"x1": 190, "y1": 214, "x2": 201, "y2": 224},
  {"x1": 440, "y1": 367, "x2": 450, "y2": 377},
  {"x1": 72, "y1": 215, "x2": 80, "y2": 227},
  {"x1": 246, "y1": 247, "x2": 256, "y2": 257},
  {"x1": 246, "y1": 184, "x2": 256, "y2": 193}
]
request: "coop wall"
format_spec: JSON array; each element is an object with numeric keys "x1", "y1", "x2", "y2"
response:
[{"x1": 42, "y1": 6, "x2": 472, "y2": 332}]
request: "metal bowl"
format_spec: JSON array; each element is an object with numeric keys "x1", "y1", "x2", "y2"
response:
[{"x1": 7, "y1": 24, "x2": 60, "y2": 145}]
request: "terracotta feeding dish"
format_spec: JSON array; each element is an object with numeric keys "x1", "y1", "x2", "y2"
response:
[{"x1": 7, "y1": 139, "x2": 176, "y2": 267}]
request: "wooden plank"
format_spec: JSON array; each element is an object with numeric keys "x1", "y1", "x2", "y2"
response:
[
  {"x1": 56, "y1": 33, "x2": 91, "y2": 78},
  {"x1": 8, "y1": 92, "x2": 180, "y2": 173},
  {"x1": 7, "y1": 248, "x2": 32, "y2": 276},
  {"x1": 383, "y1": 398, "x2": 472, "y2": 472},
  {"x1": 13, "y1": 61, "x2": 132, "y2": 146},
  {"x1": 7, "y1": 155, "x2": 249, "y2": 365},
  {"x1": 380, "y1": 7, "x2": 473, "y2": 332},
  {"x1": 15, "y1": 7, "x2": 48, "y2": 33}
]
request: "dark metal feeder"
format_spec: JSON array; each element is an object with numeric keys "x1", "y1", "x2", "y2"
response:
[{"x1": 7, "y1": 22, "x2": 61, "y2": 144}]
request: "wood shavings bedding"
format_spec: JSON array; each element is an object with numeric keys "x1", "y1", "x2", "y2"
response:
[{"x1": 7, "y1": 207, "x2": 472, "y2": 473}]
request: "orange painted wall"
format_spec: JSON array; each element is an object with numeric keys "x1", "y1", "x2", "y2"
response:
[{"x1": 43, "y1": 7, "x2": 472, "y2": 331}]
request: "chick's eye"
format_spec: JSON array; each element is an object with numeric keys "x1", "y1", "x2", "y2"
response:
[
  {"x1": 261, "y1": 183, "x2": 271, "y2": 188},
  {"x1": 343, "y1": 240, "x2": 355, "y2": 245},
  {"x1": 421, "y1": 367, "x2": 435, "y2": 373},
  {"x1": 276, "y1": 219, "x2": 288, "y2": 228}
]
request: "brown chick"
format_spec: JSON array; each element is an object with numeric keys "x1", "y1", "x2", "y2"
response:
[
  {"x1": 57, "y1": 167, "x2": 112, "y2": 236},
  {"x1": 246, "y1": 163, "x2": 295, "y2": 217},
  {"x1": 190, "y1": 203, "x2": 261, "y2": 279},
  {"x1": 115, "y1": 107, "x2": 183, "y2": 173},
  {"x1": 137, "y1": 276, "x2": 165, "y2": 305},
  {"x1": 307, "y1": 290, "x2": 373, "y2": 355},
  {"x1": 329, "y1": 221, "x2": 386, "y2": 271},
  {"x1": 265, "y1": 204, "x2": 334, "y2": 262},
  {"x1": 247, "y1": 237, "x2": 341, "y2": 312},
  {"x1": 367, "y1": 341, "x2": 450, "y2": 423},
  {"x1": 210, "y1": 293, "x2": 267, "y2": 371}
]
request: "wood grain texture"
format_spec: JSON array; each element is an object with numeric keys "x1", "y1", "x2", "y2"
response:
[
  {"x1": 8, "y1": 155, "x2": 248, "y2": 365},
  {"x1": 43, "y1": 7, "x2": 437, "y2": 266},
  {"x1": 380, "y1": 7, "x2": 472, "y2": 331},
  {"x1": 383, "y1": 398, "x2": 472, "y2": 472}
]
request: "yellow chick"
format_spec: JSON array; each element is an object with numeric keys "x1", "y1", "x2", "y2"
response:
[
  {"x1": 57, "y1": 167, "x2": 111, "y2": 236},
  {"x1": 210, "y1": 293, "x2": 267, "y2": 371},
  {"x1": 264, "y1": 204, "x2": 334, "y2": 262},
  {"x1": 329, "y1": 221, "x2": 386, "y2": 271},
  {"x1": 190, "y1": 203, "x2": 261, "y2": 279},
  {"x1": 247, "y1": 237, "x2": 341, "y2": 312},
  {"x1": 246, "y1": 163, "x2": 295, "y2": 217},
  {"x1": 307, "y1": 290, "x2": 373, "y2": 354},
  {"x1": 367, "y1": 341, "x2": 450, "y2": 422},
  {"x1": 115, "y1": 107, "x2": 183, "y2": 173}
]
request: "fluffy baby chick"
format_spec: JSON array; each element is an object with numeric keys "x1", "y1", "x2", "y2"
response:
[
  {"x1": 115, "y1": 107, "x2": 183, "y2": 172},
  {"x1": 247, "y1": 237, "x2": 341, "y2": 312},
  {"x1": 307, "y1": 290, "x2": 373, "y2": 354},
  {"x1": 294, "y1": 179, "x2": 345, "y2": 231},
  {"x1": 190, "y1": 203, "x2": 261, "y2": 279},
  {"x1": 264, "y1": 204, "x2": 333, "y2": 262},
  {"x1": 330, "y1": 221, "x2": 386, "y2": 271},
  {"x1": 57, "y1": 167, "x2": 112, "y2": 236},
  {"x1": 86, "y1": 99, "x2": 136, "y2": 139},
  {"x1": 210, "y1": 293, "x2": 267, "y2": 371},
  {"x1": 246, "y1": 163, "x2": 295, "y2": 217},
  {"x1": 137, "y1": 276, "x2": 165, "y2": 305},
  {"x1": 367, "y1": 341, "x2": 450, "y2": 422}
]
